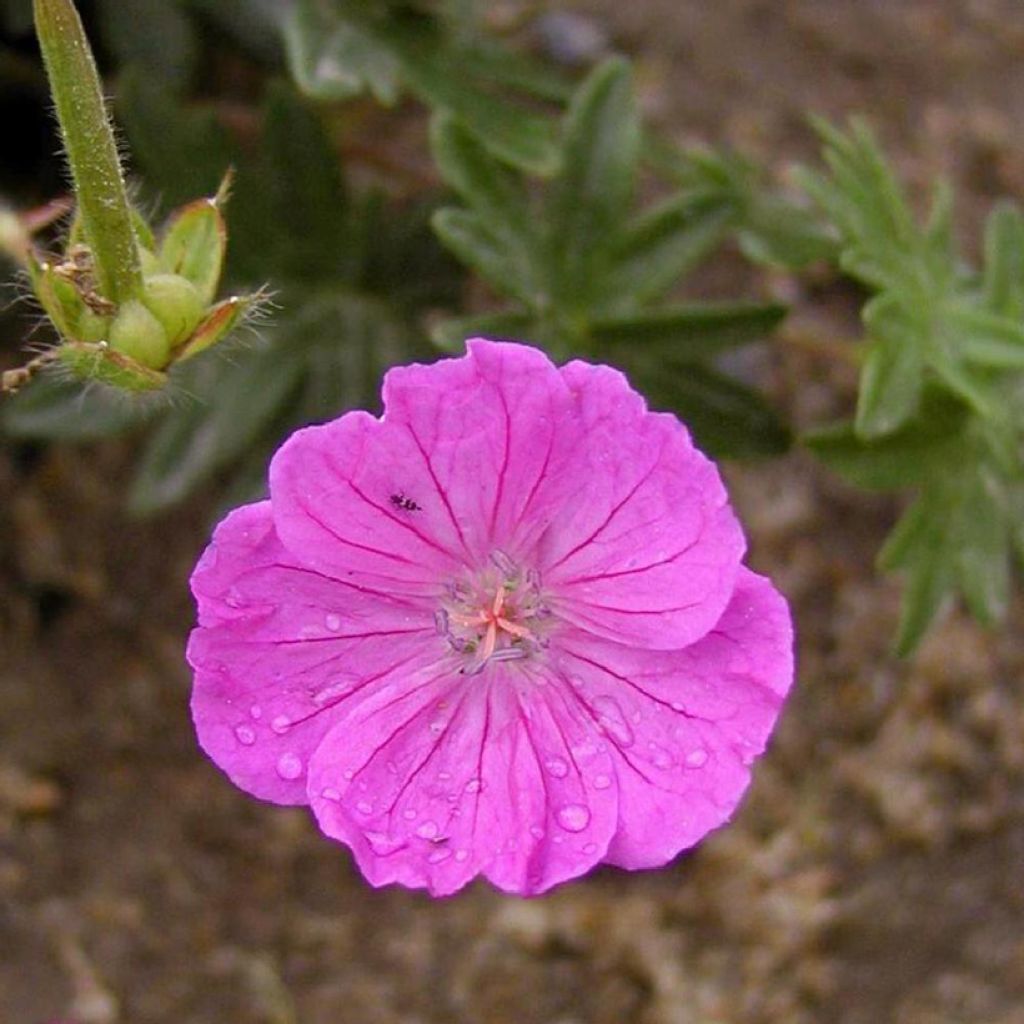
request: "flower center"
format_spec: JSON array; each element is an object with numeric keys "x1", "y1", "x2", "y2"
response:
[{"x1": 437, "y1": 551, "x2": 550, "y2": 675}]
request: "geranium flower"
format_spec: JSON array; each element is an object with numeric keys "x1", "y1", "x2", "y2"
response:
[{"x1": 188, "y1": 339, "x2": 793, "y2": 896}]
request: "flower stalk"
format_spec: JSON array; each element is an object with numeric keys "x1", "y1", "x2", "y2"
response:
[{"x1": 33, "y1": 0, "x2": 142, "y2": 304}]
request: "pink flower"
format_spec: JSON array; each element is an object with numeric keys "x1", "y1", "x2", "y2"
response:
[{"x1": 188, "y1": 340, "x2": 793, "y2": 896}]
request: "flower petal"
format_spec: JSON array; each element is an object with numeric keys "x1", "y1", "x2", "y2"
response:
[
  {"x1": 307, "y1": 663, "x2": 617, "y2": 896},
  {"x1": 550, "y1": 568, "x2": 793, "y2": 868},
  {"x1": 188, "y1": 501, "x2": 437, "y2": 804},
  {"x1": 379, "y1": 339, "x2": 581, "y2": 563},
  {"x1": 540, "y1": 360, "x2": 746, "y2": 650}
]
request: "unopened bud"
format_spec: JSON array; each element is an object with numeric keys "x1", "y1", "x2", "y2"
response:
[
  {"x1": 108, "y1": 299, "x2": 170, "y2": 369},
  {"x1": 142, "y1": 273, "x2": 204, "y2": 348}
]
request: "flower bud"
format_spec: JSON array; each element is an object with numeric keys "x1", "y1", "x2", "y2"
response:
[
  {"x1": 142, "y1": 273, "x2": 205, "y2": 348},
  {"x1": 108, "y1": 298, "x2": 170, "y2": 369}
]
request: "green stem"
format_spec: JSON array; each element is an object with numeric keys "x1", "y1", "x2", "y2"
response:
[{"x1": 34, "y1": 0, "x2": 141, "y2": 303}]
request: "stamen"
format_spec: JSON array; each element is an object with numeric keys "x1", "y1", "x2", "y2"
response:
[
  {"x1": 434, "y1": 609, "x2": 449, "y2": 635},
  {"x1": 487, "y1": 647, "x2": 528, "y2": 663}
]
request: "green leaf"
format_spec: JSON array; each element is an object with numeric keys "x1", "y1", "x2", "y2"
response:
[
  {"x1": 604, "y1": 194, "x2": 735, "y2": 309},
  {"x1": 284, "y1": 0, "x2": 401, "y2": 104},
  {"x1": 855, "y1": 299, "x2": 924, "y2": 437},
  {"x1": 396, "y1": 38, "x2": 559, "y2": 175},
  {"x1": 947, "y1": 305, "x2": 1024, "y2": 369},
  {"x1": 547, "y1": 58, "x2": 640, "y2": 303},
  {"x1": 592, "y1": 302, "x2": 786, "y2": 357},
  {"x1": 627, "y1": 359, "x2": 791, "y2": 458},
  {"x1": 955, "y1": 471, "x2": 1010, "y2": 626},
  {"x1": 983, "y1": 201, "x2": 1024, "y2": 319},
  {"x1": 431, "y1": 207, "x2": 534, "y2": 303},
  {"x1": 804, "y1": 392, "x2": 967, "y2": 491},
  {"x1": 430, "y1": 113, "x2": 533, "y2": 246}
]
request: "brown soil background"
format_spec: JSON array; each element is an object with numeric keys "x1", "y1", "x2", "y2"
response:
[{"x1": 3, "y1": 2, "x2": 1024, "y2": 1022}]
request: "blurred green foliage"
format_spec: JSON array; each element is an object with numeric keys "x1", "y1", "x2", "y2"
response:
[{"x1": 3, "y1": 1, "x2": 1024, "y2": 653}]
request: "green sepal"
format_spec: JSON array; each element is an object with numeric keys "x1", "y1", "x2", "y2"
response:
[
  {"x1": 173, "y1": 295, "x2": 250, "y2": 361},
  {"x1": 159, "y1": 191, "x2": 228, "y2": 305},
  {"x1": 58, "y1": 341, "x2": 167, "y2": 390}
]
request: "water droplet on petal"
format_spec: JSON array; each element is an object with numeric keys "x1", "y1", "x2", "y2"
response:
[
  {"x1": 529, "y1": 825, "x2": 545, "y2": 840},
  {"x1": 427, "y1": 847, "x2": 452, "y2": 864},
  {"x1": 649, "y1": 744, "x2": 674, "y2": 769},
  {"x1": 225, "y1": 587, "x2": 243, "y2": 608},
  {"x1": 249, "y1": 704, "x2": 263, "y2": 720},
  {"x1": 356, "y1": 799, "x2": 373, "y2": 815},
  {"x1": 234, "y1": 725, "x2": 256, "y2": 746},
  {"x1": 320, "y1": 787, "x2": 341, "y2": 801},
  {"x1": 276, "y1": 752, "x2": 302, "y2": 780},
  {"x1": 582, "y1": 842, "x2": 598, "y2": 855},
  {"x1": 556, "y1": 804, "x2": 591, "y2": 833},
  {"x1": 464, "y1": 777, "x2": 483, "y2": 793},
  {"x1": 593, "y1": 773, "x2": 612, "y2": 790},
  {"x1": 270, "y1": 714, "x2": 291, "y2": 735},
  {"x1": 437, "y1": 771, "x2": 452, "y2": 782},
  {"x1": 312, "y1": 678, "x2": 353, "y2": 706},
  {"x1": 402, "y1": 808, "x2": 418, "y2": 821},
  {"x1": 454, "y1": 849, "x2": 469, "y2": 862},
  {"x1": 592, "y1": 696, "x2": 634, "y2": 747},
  {"x1": 325, "y1": 613, "x2": 341, "y2": 632},
  {"x1": 545, "y1": 757, "x2": 569, "y2": 778},
  {"x1": 686, "y1": 748, "x2": 708, "y2": 768},
  {"x1": 416, "y1": 820, "x2": 439, "y2": 839},
  {"x1": 429, "y1": 719, "x2": 446, "y2": 735}
]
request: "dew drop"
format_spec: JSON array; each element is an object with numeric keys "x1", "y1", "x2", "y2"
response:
[
  {"x1": 529, "y1": 825, "x2": 545, "y2": 840},
  {"x1": 428, "y1": 719, "x2": 446, "y2": 735},
  {"x1": 427, "y1": 847, "x2": 452, "y2": 864},
  {"x1": 270, "y1": 714, "x2": 291, "y2": 735},
  {"x1": 276, "y1": 752, "x2": 302, "y2": 780},
  {"x1": 686, "y1": 748, "x2": 708, "y2": 768},
  {"x1": 437, "y1": 771, "x2": 452, "y2": 782},
  {"x1": 312, "y1": 679, "x2": 353, "y2": 706},
  {"x1": 582, "y1": 842, "x2": 598, "y2": 855},
  {"x1": 454, "y1": 849, "x2": 469, "y2": 862},
  {"x1": 593, "y1": 696, "x2": 634, "y2": 747},
  {"x1": 464, "y1": 777, "x2": 483, "y2": 793},
  {"x1": 249, "y1": 704, "x2": 263, "y2": 720},
  {"x1": 225, "y1": 587, "x2": 243, "y2": 608},
  {"x1": 342, "y1": 768, "x2": 354, "y2": 780},
  {"x1": 545, "y1": 757, "x2": 569, "y2": 778},
  {"x1": 234, "y1": 724, "x2": 256, "y2": 746},
  {"x1": 592, "y1": 773, "x2": 612, "y2": 790},
  {"x1": 356, "y1": 799, "x2": 373, "y2": 815},
  {"x1": 556, "y1": 804, "x2": 591, "y2": 833},
  {"x1": 416, "y1": 820, "x2": 439, "y2": 840},
  {"x1": 325, "y1": 613, "x2": 342, "y2": 632},
  {"x1": 320, "y1": 787, "x2": 341, "y2": 802},
  {"x1": 649, "y1": 744, "x2": 674, "y2": 769},
  {"x1": 402, "y1": 808, "x2": 418, "y2": 821}
]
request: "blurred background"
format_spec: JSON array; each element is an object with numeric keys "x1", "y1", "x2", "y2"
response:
[{"x1": 2, "y1": 2, "x2": 1023, "y2": 1022}]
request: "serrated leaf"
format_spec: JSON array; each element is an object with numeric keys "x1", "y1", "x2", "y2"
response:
[
  {"x1": 956, "y1": 472, "x2": 1010, "y2": 626},
  {"x1": 432, "y1": 207, "x2": 533, "y2": 303},
  {"x1": 592, "y1": 302, "x2": 785, "y2": 356},
  {"x1": 548, "y1": 58, "x2": 640, "y2": 303},
  {"x1": 128, "y1": 348, "x2": 304, "y2": 513},
  {"x1": 430, "y1": 113, "x2": 534, "y2": 247},
  {"x1": 804, "y1": 392, "x2": 966, "y2": 491},
  {"x1": 627, "y1": 359, "x2": 790, "y2": 458},
  {"x1": 983, "y1": 201, "x2": 1024, "y2": 318},
  {"x1": 284, "y1": 0, "x2": 402, "y2": 104},
  {"x1": 604, "y1": 194, "x2": 735, "y2": 309},
  {"x1": 855, "y1": 326, "x2": 923, "y2": 438}
]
